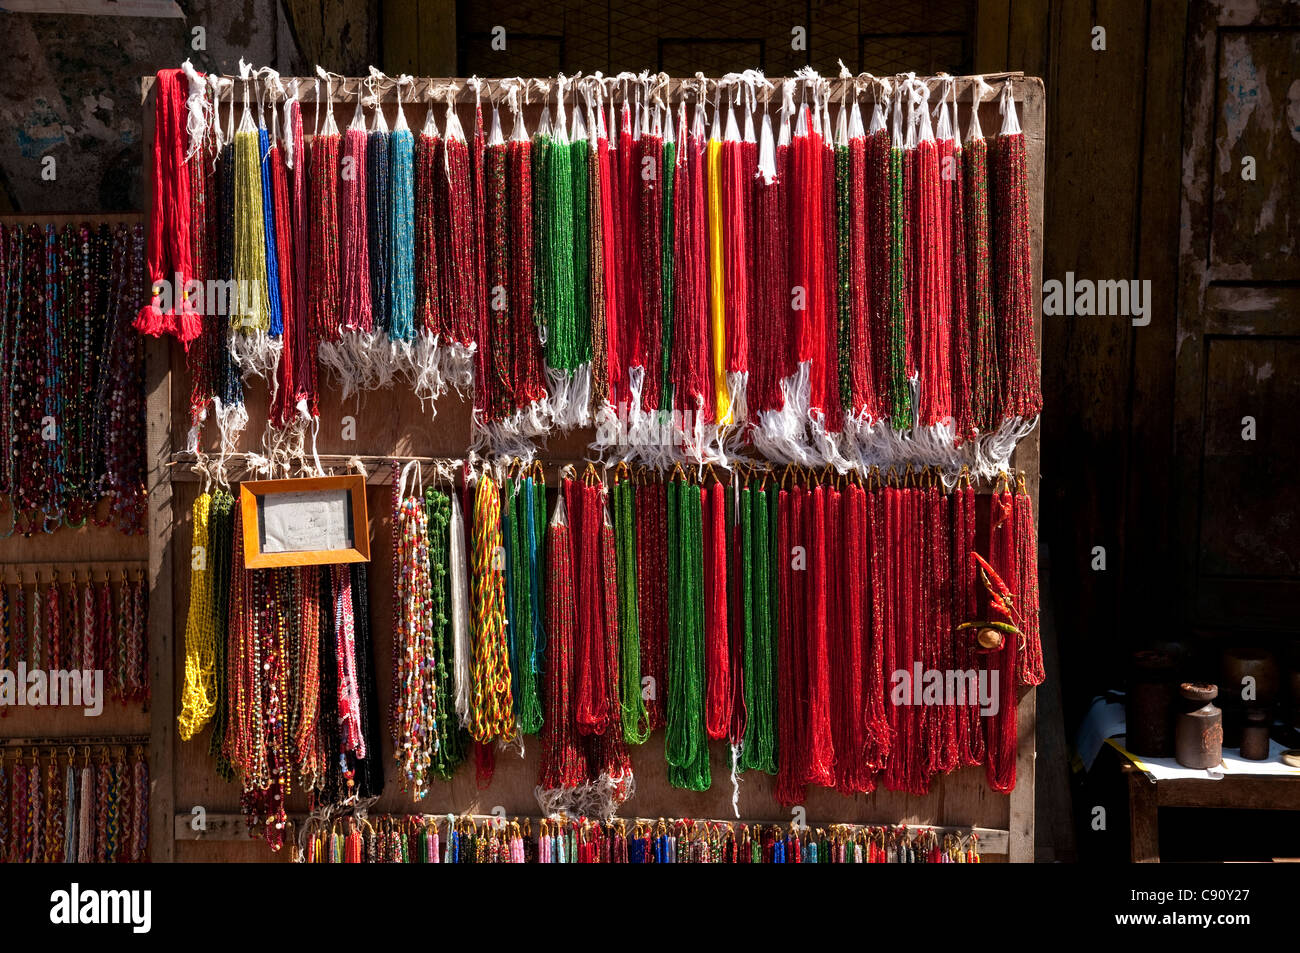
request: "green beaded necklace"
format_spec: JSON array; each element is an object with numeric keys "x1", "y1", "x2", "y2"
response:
[
  {"x1": 614, "y1": 472, "x2": 651, "y2": 744},
  {"x1": 666, "y1": 474, "x2": 710, "y2": 791}
]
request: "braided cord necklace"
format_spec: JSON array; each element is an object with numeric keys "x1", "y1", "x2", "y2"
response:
[
  {"x1": 469, "y1": 473, "x2": 513, "y2": 742},
  {"x1": 424, "y1": 486, "x2": 467, "y2": 778}
]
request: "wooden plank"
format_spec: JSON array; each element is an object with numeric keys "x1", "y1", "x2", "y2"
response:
[
  {"x1": 140, "y1": 76, "x2": 174, "y2": 864},
  {"x1": 381, "y1": 0, "x2": 421, "y2": 76},
  {"x1": 1126, "y1": 766, "x2": 1161, "y2": 862},
  {"x1": 974, "y1": 0, "x2": 1012, "y2": 71},
  {"x1": 1, "y1": 560, "x2": 145, "y2": 581},
  {"x1": 1124, "y1": 0, "x2": 1189, "y2": 654},
  {"x1": 418, "y1": 0, "x2": 458, "y2": 76},
  {"x1": 1157, "y1": 775, "x2": 1300, "y2": 810},
  {"x1": 1007, "y1": 73, "x2": 1045, "y2": 864},
  {"x1": 145, "y1": 334, "x2": 174, "y2": 864}
]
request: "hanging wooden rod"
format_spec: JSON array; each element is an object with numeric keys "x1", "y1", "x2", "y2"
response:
[
  {"x1": 143, "y1": 71, "x2": 1029, "y2": 107},
  {"x1": 1, "y1": 560, "x2": 147, "y2": 584},
  {"x1": 2, "y1": 735, "x2": 150, "y2": 748}
]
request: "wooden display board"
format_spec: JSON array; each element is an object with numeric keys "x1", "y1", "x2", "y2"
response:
[
  {"x1": 0, "y1": 213, "x2": 153, "y2": 847},
  {"x1": 139, "y1": 73, "x2": 1044, "y2": 863}
]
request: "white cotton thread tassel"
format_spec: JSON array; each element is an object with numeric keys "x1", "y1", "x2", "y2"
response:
[{"x1": 181, "y1": 59, "x2": 211, "y2": 165}]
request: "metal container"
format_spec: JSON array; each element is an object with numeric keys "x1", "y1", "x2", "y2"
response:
[
  {"x1": 1175, "y1": 682, "x2": 1223, "y2": 769},
  {"x1": 1128, "y1": 650, "x2": 1177, "y2": 757},
  {"x1": 1221, "y1": 647, "x2": 1279, "y2": 706},
  {"x1": 1239, "y1": 707, "x2": 1271, "y2": 761}
]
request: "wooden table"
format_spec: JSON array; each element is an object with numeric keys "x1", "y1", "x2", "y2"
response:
[{"x1": 1124, "y1": 763, "x2": 1300, "y2": 862}]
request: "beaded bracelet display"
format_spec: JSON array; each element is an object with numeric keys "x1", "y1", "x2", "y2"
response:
[
  {"x1": 0, "y1": 744, "x2": 148, "y2": 863},
  {"x1": 292, "y1": 812, "x2": 981, "y2": 864}
]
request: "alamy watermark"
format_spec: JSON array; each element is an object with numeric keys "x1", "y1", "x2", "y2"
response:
[
  {"x1": 0, "y1": 665, "x2": 104, "y2": 715},
  {"x1": 1042, "y1": 273, "x2": 1151, "y2": 326},
  {"x1": 890, "y1": 664, "x2": 999, "y2": 716},
  {"x1": 50, "y1": 883, "x2": 150, "y2": 933},
  {"x1": 150, "y1": 273, "x2": 262, "y2": 324}
]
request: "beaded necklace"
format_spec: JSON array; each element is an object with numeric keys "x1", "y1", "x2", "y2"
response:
[
  {"x1": 413, "y1": 99, "x2": 444, "y2": 400},
  {"x1": 944, "y1": 81, "x2": 974, "y2": 442},
  {"x1": 1014, "y1": 475, "x2": 1044, "y2": 686},
  {"x1": 537, "y1": 483, "x2": 584, "y2": 792},
  {"x1": 703, "y1": 475, "x2": 731, "y2": 739},
  {"x1": 379, "y1": 90, "x2": 413, "y2": 347},
  {"x1": 393, "y1": 467, "x2": 436, "y2": 798},
  {"x1": 634, "y1": 474, "x2": 668, "y2": 730},
  {"x1": 994, "y1": 83, "x2": 1041, "y2": 424},
  {"x1": 665, "y1": 471, "x2": 709, "y2": 791},
  {"x1": 366, "y1": 97, "x2": 391, "y2": 337},
  {"x1": 571, "y1": 472, "x2": 613, "y2": 737},
  {"x1": 739, "y1": 477, "x2": 777, "y2": 774},
  {"x1": 424, "y1": 485, "x2": 466, "y2": 779},
  {"x1": 613, "y1": 468, "x2": 650, "y2": 743},
  {"x1": 670, "y1": 100, "x2": 712, "y2": 433},
  {"x1": 178, "y1": 490, "x2": 218, "y2": 739},
  {"x1": 749, "y1": 101, "x2": 788, "y2": 425},
  {"x1": 911, "y1": 81, "x2": 954, "y2": 430},
  {"x1": 984, "y1": 477, "x2": 1018, "y2": 793},
  {"x1": 508, "y1": 468, "x2": 544, "y2": 734}
]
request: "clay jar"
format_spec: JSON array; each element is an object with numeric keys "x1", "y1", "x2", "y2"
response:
[
  {"x1": 1239, "y1": 708, "x2": 1271, "y2": 761},
  {"x1": 1175, "y1": 682, "x2": 1223, "y2": 770}
]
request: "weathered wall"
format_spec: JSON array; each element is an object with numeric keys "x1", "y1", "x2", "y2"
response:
[{"x1": 0, "y1": 0, "x2": 376, "y2": 213}]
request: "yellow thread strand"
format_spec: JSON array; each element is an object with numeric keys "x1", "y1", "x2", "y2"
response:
[
  {"x1": 178, "y1": 492, "x2": 217, "y2": 740},
  {"x1": 233, "y1": 128, "x2": 269, "y2": 332},
  {"x1": 707, "y1": 136, "x2": 730, "y2": 425}
]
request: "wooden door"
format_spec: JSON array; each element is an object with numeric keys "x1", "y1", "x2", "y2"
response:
[{"x1": 1175, "y1": 0, "x2": 1300, "y2": 634}]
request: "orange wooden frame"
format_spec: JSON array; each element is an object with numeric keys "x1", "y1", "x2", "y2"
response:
[{"x1": 239, "y1": 475, "x2": 370, "y2": 568}]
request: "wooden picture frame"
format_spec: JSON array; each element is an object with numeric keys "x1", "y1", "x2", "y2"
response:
[{"x1": 239, "y1": 475, "x2": 370, "y2": 569}]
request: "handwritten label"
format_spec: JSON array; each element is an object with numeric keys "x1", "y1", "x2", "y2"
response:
[{"x1": 260, "y1": 490, "x2": 352, "y2": 554}]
